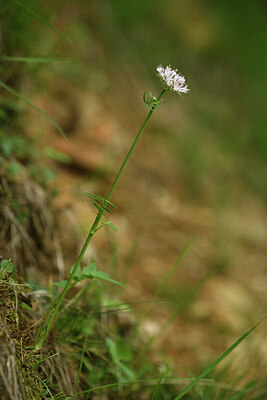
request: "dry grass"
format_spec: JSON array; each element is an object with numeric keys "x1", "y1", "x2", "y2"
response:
[{"x1": 0, "y1": 161, "x2": 64, "y2": 282}]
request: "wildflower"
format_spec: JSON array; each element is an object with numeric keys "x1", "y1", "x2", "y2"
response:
[{"x1": 156, "y1": 65, "x2": 189, "y2": 94}]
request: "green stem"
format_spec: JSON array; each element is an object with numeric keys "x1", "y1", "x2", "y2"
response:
[
  {"x1": 106, "y1": 89, "x2": 165, "y2": 201},
  {"x1": 34, "y1": 89, "x2": 165, "y2": 350}
]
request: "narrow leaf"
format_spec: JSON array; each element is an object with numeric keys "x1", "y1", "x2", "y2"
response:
[
  {"x1": 10, "y1": 0, "x2": 73, "y2": 45},
  {"x1": 102, "y1": 277, "x2": 126, "y2": 287},
  {"x1": 145, "y1": 238, "x2": 193, "y2": 319},
  {"x1": 0, "y1": 81, "x2": 68, "y2": 140},
  {"x1": 0, "y1": 56, "x2": 70, "y2": 64},
  {"x1": 21, "y1": 302, "x2": 32, "y2": 311},
  {"x1": 93, "y1": 271, "x2": 126, "y2": 287},
  {"x1": 166, "y1": 264, "x2": 217, "y2": 327},
  {"x1": 152, "y1": 370, "x2": 169, "y2": 400},
  {"x1": 44, "y1": 146, "x2": 72, "y2": 164},
  {"x1": 147, "y1": 264, "x2": 217, "y2": 348},
  {"x1": 53, "y1": 280, "x2": 68, "y2": 288},
  {"x1": 92, "y1": 270, "x2": 110, "y2": 279},
  {"x1": 173, "y1": 318, "x2": 266, "y2": 400},
  {"x1": 74, "y1": 336, "x2": 88, "y2": 395}
]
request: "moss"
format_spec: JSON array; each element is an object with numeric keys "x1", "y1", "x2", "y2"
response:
[{"x1": 0, "y1": 275, "x2": 44, "y2": 400}]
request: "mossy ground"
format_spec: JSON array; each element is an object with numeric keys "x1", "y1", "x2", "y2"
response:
[{"x1": 0, "y1": 275, "x2": 43, "y2": 400}]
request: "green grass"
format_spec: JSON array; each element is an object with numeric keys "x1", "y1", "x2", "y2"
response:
[
  {"x1": 27, "y1": 268, "x2": 266, "y2": 399},
  {"x1": 0, "y1": 244, "x2": 266, "y2": 398}
]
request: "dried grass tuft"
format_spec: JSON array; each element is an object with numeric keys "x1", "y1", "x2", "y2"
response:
[{"x1": 0, "y1": 162, "x2": 64, "y2": 281}]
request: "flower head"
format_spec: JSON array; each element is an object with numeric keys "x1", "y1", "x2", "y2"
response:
[{"x1": 156, "y1": 65, "x2": 189, "y2": 94}]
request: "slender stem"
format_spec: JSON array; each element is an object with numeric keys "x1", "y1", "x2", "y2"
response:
[
  {"x1": 106, "y1": 89, "x2": 165, "y2": 201},
  {"x1": 34, "y1": 89, "x2": 165, "y2": 350},
  {"x1": 74, "y1": 335, "x2": 88, "y2": 395}
]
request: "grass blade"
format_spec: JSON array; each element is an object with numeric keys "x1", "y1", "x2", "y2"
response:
[
  {"x1": 145, "y1": 238, "x2": 194, "y2": 318},
  {"x1": 0, "y1": 56, "x2": 70, "y2": 64},
  {"x1": 165, "y1": 265, "x2": 217, "y2": 328},
  {"x1": 120, "y1": 235, "x2": 141, "y2": 296},
  {"x1": 74, "y1": 335, "x2": 88, "y2": 396},
  {"x1": 131, "y1": 238, "x2": 193, "y2": 344},
  {"x1": 10, "y1": 0, "x2": 73, "y2": 45},
  {"x1": 146, "y1": 264, "x2": 217, "y2": 349},
  {"x1": 173, "y1": 318, "x2": 266, "y2": 400},
  {"x1": 35, "y1": 376, "x2": 56, "y2": 400},
  {"x1": 74, "y1": 378, "x2": 182, "y2": 397},
  {"x1": 151, "y1": 370, "x2": 169, "y2": 400},
  {"x1": 73, "y1": 377, "x2": 218, "y2": 397},
  {"x1": 0, "y1": 81, "x2": 68, "y2": 141}
]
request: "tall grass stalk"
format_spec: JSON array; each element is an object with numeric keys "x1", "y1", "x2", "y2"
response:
[
  {"x1": 145, "y1": 264, "x2": 218, "y2": 350},
  {"x1": 0, "y1": 81, "x2": 68, "y2": 140},
  {"x1": 173, "y1": 318, "x2": 266, "y2": 399},
  {"x1": 130, "y1": 238, "x2": 193, "y2": 344},
  {"x1": 74, "y1": 335, "x2": 88, "y2": 396},
  {"x1": 143, "y1": 238, "x2": 194, "y2": 319},
  {"x1": 10, "y1": 0, "x2": 73, "y2": 45}
]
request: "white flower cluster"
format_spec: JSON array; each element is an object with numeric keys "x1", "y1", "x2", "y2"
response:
[{"x1": 157, "y1": 65, "x2": 189, "y2": 94}]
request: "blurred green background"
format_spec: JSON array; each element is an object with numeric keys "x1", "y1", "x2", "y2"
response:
[{"x1": 1, "y1": 0, "x2": 267, "y2": 204}]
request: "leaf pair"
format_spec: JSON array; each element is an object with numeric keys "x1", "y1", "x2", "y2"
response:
[
  {"x1": 54, "y1": 262, "x2": 125, "y2": 289},
  {"x1": 85, "y1": 193, "x2": 118, "y2": 233}
]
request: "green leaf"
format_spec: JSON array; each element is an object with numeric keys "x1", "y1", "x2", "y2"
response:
[
  {"x1": 82, "y1": 263, "x2": 125, "y2": 286},
  {"x1": 115, "y1": 338, "x2": 133, "y2": 362},
  {"x1": 106, "y1": 338, "x2": 135, "y2": 379},
  {"x1": 106, "y1": 338, "x2": 117, "y2": 361},
  {"x1": 0, "y1": 81, "x2": 68, "y2": 141},
  {"x1": 148, "y1": 92, "x2": 155, "y2": 102},
  {"x1": 21, "y1": 302, "x2": 32, "y2": 311},
  {"x1": 92, "y1": 270, "x2": 109, "y2": 279},
  {"x1": 173, "y1": 318, "x2": 266, "y2": 400},
  {"x1": 53, "y1": 280, "x2": 68, "y2": 288},
  {"x1": 44, "y1": 147, "x2": 72, "y2": 164},
  {"x1": 92, "y1": 271, "x2": 125, "y2": 287},
  {"x1": 0, "y1": 259, "x2": 15, "y2": 273},
  {"x1": 82, "y1": 262, "x2": 97, "y2": 277}
]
